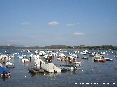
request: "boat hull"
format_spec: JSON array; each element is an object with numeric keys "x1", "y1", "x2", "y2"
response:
[
  {"x1": 28, "y1": 67, "x2": 44, "y2": 74},
  {"x1": 6, "y1": 65, "x2": 15, "y2": 68},
  {"x1": 94, "y1": 59, "x2": 106, "y2": 62}
]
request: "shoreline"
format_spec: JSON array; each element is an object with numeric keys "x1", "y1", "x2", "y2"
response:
[
  {"x1": 0, "y1": 45, "x2": 117, "y2": 50},
  {"x1": 0, "y1": 48, "x2": 116, "y2": 51}
]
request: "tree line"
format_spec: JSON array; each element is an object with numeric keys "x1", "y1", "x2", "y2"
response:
[{"x1": 0, "y1": 45, "x2": 117, "y2": 50}]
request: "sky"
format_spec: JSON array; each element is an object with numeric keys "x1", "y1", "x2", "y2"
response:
[{"x1": 0, "y1": 0, "x2": 117, "y2": 47}]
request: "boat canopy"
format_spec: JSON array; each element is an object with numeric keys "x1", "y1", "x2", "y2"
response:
[{"x1": 0, "y1": 67, "x2": 9, "y2": 74}]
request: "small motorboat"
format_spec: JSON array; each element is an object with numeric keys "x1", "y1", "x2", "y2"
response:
[
  {"x1": 22, "y1": 58, "x2": 30, "y2": 63},
  {"x1": 104, "y1": 58, "x2": 113, "y2": 61},
  {"x1": 5, "y1": 62, "x2": 15, "y2": 68},
  {"x1": 94, "y1": 55, "x2": 106, "y2": 62},
  {"x1": 0, "y1": 67, "x2": 11, "y2": 78},
  {"x1": 82, "y1": 56, "x2": 88, "y2": 59},
  {"x1": 94, "y1": 58, "x2": 106, "y2": 62},
  {"x1": 72, "y1": 61, "x2": 81, "y2": 66},
  {"x1": 60, "y1": 64, "x2": 77, "y2": 71}
]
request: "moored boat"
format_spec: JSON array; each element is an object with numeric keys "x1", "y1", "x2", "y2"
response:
[
  {"x1": 60, "y1": 63, "x2": 78, "y2": 71},
  {"x1": 5, "y1": 62, "x2": 15, "y2": 68},
  {"x1": 82, "y1": 56, "x2": 88, "y2": 59},
  {"x1": 0, "y1": 67, "x2": 11, "y2": 78},
  {"x1": 94, "y1": 58, "x2": 106, "y2": 62},
  {"x1": 94, "y1": 53, "x2": 106, "y2": 62},
  {"x1": 73, "y1": 61, "x2": 81, "y2": 66},
  {"x1": 104, "y1": 58, "x2": 113, "y2": 61},
  {"x1": 22, "y1": 58, "x2": 30, "y2": 63}
]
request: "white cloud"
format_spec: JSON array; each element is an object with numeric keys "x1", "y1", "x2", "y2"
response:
[
  {"x1": 48, "y1": 21, "x2": 59, "y2": 26},
  {"x1": 77, "y1": 23, "x2": 80, "y2": 25},
  {"x1": 21, "y1": 22, "x2": 30, "y2": 25},
  {"x1": 66, "y1": 24, "x2": 74, "y2": 26},
  {"x1": 74, "y1": 32, "x2": 84, "y2": 35}
]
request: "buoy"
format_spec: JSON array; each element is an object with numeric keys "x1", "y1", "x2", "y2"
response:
[
  {"x1": 25, "y1": 76, "x2": 26, "y2": 78},
  {"x1": 82, "y1": 70, "x2": 83, "y2": 71}
]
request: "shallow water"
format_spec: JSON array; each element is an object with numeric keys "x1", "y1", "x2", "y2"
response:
[{"x1": 0, "y1": 49, "x2": 117, "y2": 87}]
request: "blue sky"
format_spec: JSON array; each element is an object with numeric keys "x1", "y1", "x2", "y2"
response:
[{"x1": 0, "y1": 0, "x2": 117, "y2": 46}]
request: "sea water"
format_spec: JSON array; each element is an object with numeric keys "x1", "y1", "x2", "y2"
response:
[{"x1": 0, "y1": 49, "x2": 117, "y2": 87}]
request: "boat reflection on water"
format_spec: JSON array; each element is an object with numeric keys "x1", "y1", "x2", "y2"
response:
[
  {"x1": 29, "y1": 71, "x2": 61, "y2": 77},
  {"x1": 1, "y1": 76, "x2": 8, "y2": 81},
  {"x1": 29, "y1": 69, "x2": 77, "y2": 77}
]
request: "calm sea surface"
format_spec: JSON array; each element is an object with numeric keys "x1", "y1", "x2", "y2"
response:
[{"x1": 0, "y1": 49, "x2": 117, "y2": 87}]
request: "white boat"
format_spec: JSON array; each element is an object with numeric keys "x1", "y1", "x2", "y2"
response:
[
  {"x1": 39, "y1": 51, "x2": 46, "y2": 56},
  {"x1": 34, "y1": 58, "x2": 45, "y2": 68},
  {"x1": 34, "y1": 59, "x2": 61, "y2": 73},
  {"x1": 94, "y1": 55, "x2": 106, "y2": 62},
  {"x1": 80, "y1": 51, "x2": 87, "y2": 55},
  {"x1": 101, "y1": 52, "x2": 106, "y2": 55},
  {"x1": 0, "y1": 54, "x2": 9, "y2": 61},
  {"x1": 0, "y1": 63, "x2": 3, "y2": 67},
  {"x1": 104, "y1": 58, "x2": 113, "y2": 61},
  {"x1": 41, "y1": 63, "x2": 61, "y2": 73},
  {"x1": 82, "y1": 56, "x2": 88, "y2": 59},
  {"x1": 70, "y1": 53, "x2": 78, "y2": 58},
  {"x1": 5, "y1": 62, "x2": 15, "y2": 68},
  {"x1": 59, "y1": 53, "x2": 66, "y2": 58},
  {"x1": 57, "y1": 58, "x2": 62, "y2": 61},
  {"x1": 22, "y1": 58, "x2": 30, "y2": 63},
  {"x1": 89, "y1": 53, "x2": 95, "y2": 57},
  {"x1": 32, "y1": 54, "x2": 40, "y2": 59},
  {"x1": 73, "y1": 61, "x2": 81, "y2": 66},
  {"x1": 60, "y1": 64, "x2": 78, "y2": 71}
]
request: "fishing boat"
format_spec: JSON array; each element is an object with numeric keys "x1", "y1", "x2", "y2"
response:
[{"x1": 0, "y1": 67, "x2": 11, "y2": 78}]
